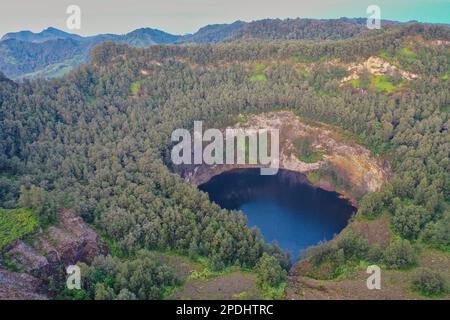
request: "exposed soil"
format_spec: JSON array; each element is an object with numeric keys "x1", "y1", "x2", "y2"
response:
[
  {"x1": 151, "y1": 252, "x2": 262, "y2": 300},
  {"x1": 350, "y1": 216, "x2": 393, "y2": 248},
  {"x1": 174, "y1": 271, "x2": 261, "y2": 300}
]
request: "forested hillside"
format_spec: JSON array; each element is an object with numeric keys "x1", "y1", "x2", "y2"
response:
[
  {"x1": 0, "y1": 18, "x2": 415, "y2": 80},
  {"x1": 0, "y1": 28, "x2": 181, "y2": 79},
  {"x1": 0, "y1": 22, "x2": 449, "y2": 299},
  {"x1": 225, "y1": 18, "x2": 396, "y2": 41}
]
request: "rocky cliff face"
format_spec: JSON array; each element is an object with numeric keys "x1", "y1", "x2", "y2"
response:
[
  {"x1": 0, "y1": 269, "x2": 47, "y2": 300},
  {"x1": 178, "y1": 111, "x2": 390, "y2": 203},
  {"x1": 0, "y1": 209, "x2": 106, "y2": 300}
]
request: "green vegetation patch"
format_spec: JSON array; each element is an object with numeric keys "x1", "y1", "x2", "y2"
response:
[
  {"x1": 293, "y1": 136, "x2": 324, "y2": 163},
  {"x1": 306, "y1": 170, "x2": 321, "y2": 185},
  {"x1": 377, "y1": 47, "x2": 417, "y2": 65},
  {"x1": 372, "y1": 75, "x2": 403, "y2": 93},
  {"x1": 249, "y1": 63, "x2": 267, "y2": 82},
  {"x1": 0, "y1": 208, "x2": 39, "y2": 250},
  {"x1": 350, "y1": 78, "x2": 360, "y2": 88},
  {"x1": 377, "y1": 50, "x2": 390, "y2": 61},
  {"x1": 351, "y1": 74, "x2": 404, "y2": 93},
  {"x1": 399, "y1": 47, "x2": 417, "y2": 63},
  {"x1": 250, "y1": 74, "x2": 267, "y2": 82},
  {"x1": 130, "y1": 81, "x2": 142, "y2": 95},
  {"x1": 298, "y1": 151, "x2": 324, "y2": 163}
]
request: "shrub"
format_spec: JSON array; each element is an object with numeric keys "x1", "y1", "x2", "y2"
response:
[
  {"x1": 307, "y1": 232, "x2": 368, "y2": 269},
  {"x1": 367, "y1": 245, "x2": 384, "y2": 263},
  {"x1": 255, "y1": 253, "x2": 287, "y2": 288},
  {"x1": 421, "y1": 211, "x2": 450, "y2": 250},
  {"x1": 336, "y1": 231, "x2": 369, "y2": 260},
  {"x1": 306, "y1": 241, "x2": 337, "y2": 266},
  {"x1": 384, "y1": 239, "x2": 417, "y2": 269},
  {"x1": 413, "y1": 268, "x2": 448, "y2": 297}
]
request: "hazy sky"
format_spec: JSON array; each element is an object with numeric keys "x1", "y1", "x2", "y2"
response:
[{"x1": 1, "y1": 0, "x2": 449, "y2": 37}]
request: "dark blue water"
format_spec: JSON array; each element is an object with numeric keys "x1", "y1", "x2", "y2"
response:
[{"x1": 199, "y1": 169, "x2": 355, "y2": 260}]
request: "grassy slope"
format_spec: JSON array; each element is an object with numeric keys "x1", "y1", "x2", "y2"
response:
[
  {"x1": 351, "y1": 74, "x2": 404, "y2": 93},
  {"x1": 0, "y1": 208, "x2": 39, "y2": 250},
  {"x1": 19, "y1": 55, "x2": 85, "y2": 80},
  {"x1": 249, "y1": 63, "x2": 268, "y2": 82}
]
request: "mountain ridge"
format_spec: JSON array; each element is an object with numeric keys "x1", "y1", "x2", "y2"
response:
[
  {"x1": 1, "y1": 17, "x2": 401, "y2": 44},
  {"x1": 1, "y1": 17, "x2": 448, "y2": 80}
]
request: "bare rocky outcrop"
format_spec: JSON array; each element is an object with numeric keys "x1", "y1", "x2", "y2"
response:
[
  {"x1": 429, "y1": 40, "x2": 450, "y2": 46},
  {"x1": 33, "y1": 209, "x2": 105, "y2": 266},
  {"x1": 6, "y1": 209, "x2": 105, "y2": 272},
  {"x1": 342, "y1": 56, "x2": 418, "y2": 83},
  {"x1": 6, "y1": 241, "x2": 49, "y2": 277},
  {"x1": 1, "y1": 209, "x2": 106, "y2": 299},
  {"x1": 0, "y1": 269, "x2": 47, "y2": 300}
]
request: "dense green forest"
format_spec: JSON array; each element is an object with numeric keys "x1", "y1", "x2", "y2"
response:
[{"x1": 0, "y1": 22, "x2": 449, "y2": 298}]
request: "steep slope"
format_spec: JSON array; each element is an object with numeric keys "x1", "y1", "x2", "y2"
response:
[
  {"x1": 0, "y1": 38, "x2": 88, "y2": 79},
  {"x1": 0, "y1": 27, "x2": 182, "y2": 79},
  {"x1": 0, "y1": 22, "x2": 448, "y2": 299}
]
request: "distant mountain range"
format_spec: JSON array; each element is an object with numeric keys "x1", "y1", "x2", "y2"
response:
[
  {"x1": 0, "y1": 17, "x2": 417, "y2": 79},
  {"x1": 1, "y1": 26, "x2": 181, "y2": 44}
]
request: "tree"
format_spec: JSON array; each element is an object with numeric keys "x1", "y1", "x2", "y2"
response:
[
  {"x1": 392, "y1": 204, "x2": 431, "y2": 239},
  {"x1": 95, "y1": 283, "x2": 116, "y2": 300},
  {"x1": 19, "y1": 185, "x2": 57, "y2": 225},
  {"x1": 115, "y1": 250, "x2": 178, "y2": 300},
  {"x1": 359, "y1": 68, "x2": 371, "y2": 89},
  {"x1": 115, "y1": 289, "x2": 137, "y2": 300},
  {"x1": 358, "y1": 188, "x2": 391, "y2": 218}
]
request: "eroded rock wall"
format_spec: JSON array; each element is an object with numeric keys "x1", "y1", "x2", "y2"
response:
[
  {"x1": 0, "y1": 209, "x2": 106, "y2": 299},
  {"x1": 178, "y1": 111, "x2": 390, "y2": 203}
]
